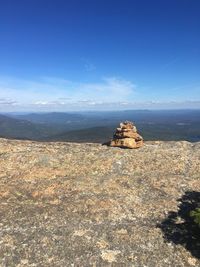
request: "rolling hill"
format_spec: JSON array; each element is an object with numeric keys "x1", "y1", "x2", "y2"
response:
[{"x1": 0, "y1": 114, "x2": 58, "y2": 140}]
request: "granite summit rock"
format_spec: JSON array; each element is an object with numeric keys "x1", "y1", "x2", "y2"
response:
[{"x1": 0, "y1": 138, "x2": 200, "y2": 266}]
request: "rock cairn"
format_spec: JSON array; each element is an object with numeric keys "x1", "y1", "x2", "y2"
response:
[{"x1": 109, "y1": 121, "x2": 143, "y2": 149}]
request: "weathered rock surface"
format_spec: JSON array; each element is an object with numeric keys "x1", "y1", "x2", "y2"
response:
[
  {"x1": 109, "y1": 121, "x2": 143, "y2": 148},
  {"x1": 0, "y1": 138, "x2": 200, "y2": 266}
]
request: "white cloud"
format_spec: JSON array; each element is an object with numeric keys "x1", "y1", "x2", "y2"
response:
[
  {"x1": 34, "y1": 101, "x2": 49, "y2": 105},
  {"x1": 81, "y1": 58, "x2": 96, "y2": 72},
  {"x1": 0, "y1": 76, "x2": 136, "y2": 111},
  {"x1": 0, "y1": 98, "x2": 18, "y2": 105},
  {"x1": 74, "y1": 77, "x2": 136, "y2": 102},
  {"x1": 0, "y1": 75, "x2": 199, "y2": 111}
]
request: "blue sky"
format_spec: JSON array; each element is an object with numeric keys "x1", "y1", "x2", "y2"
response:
[{"x1": 0, "y1": 0, "x2": 200, "y2": 111}]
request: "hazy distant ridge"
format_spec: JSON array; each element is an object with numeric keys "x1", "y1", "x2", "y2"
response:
[{"x1": 1, "y1": 110, "x2": 200, "y2": 142}]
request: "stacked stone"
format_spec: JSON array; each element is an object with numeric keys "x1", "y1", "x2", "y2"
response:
[{"x1": 109, "y1": 121, "x2": 143, "y2": 149}]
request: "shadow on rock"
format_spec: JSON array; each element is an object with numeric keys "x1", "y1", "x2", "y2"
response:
[{"x1": 158, "y1": 191, "x2": 200, "y2": 259}]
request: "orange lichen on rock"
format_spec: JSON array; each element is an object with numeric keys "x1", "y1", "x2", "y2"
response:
[{"x1": 109, "y1": 121, "x2": 143, "y2": 149}]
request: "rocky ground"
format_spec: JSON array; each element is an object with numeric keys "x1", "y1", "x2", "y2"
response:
[{"x1": 0, "y1": 138, "x2": 200, "y2": 267}]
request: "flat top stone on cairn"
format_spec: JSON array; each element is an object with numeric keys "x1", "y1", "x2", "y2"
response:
[{"x1": 109, "y1": 121, "x2": 144, "y2": 149}]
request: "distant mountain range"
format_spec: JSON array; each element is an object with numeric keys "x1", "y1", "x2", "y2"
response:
[
  {"x1": 0, "y1": 110, "x2": 200, "y2": 142},
  {"x1": 0, "y1": 114, "x2": 52, "y2": 140},
  {"x1": 14, "y1": 112, "x2": 84, "y2": 125}
]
